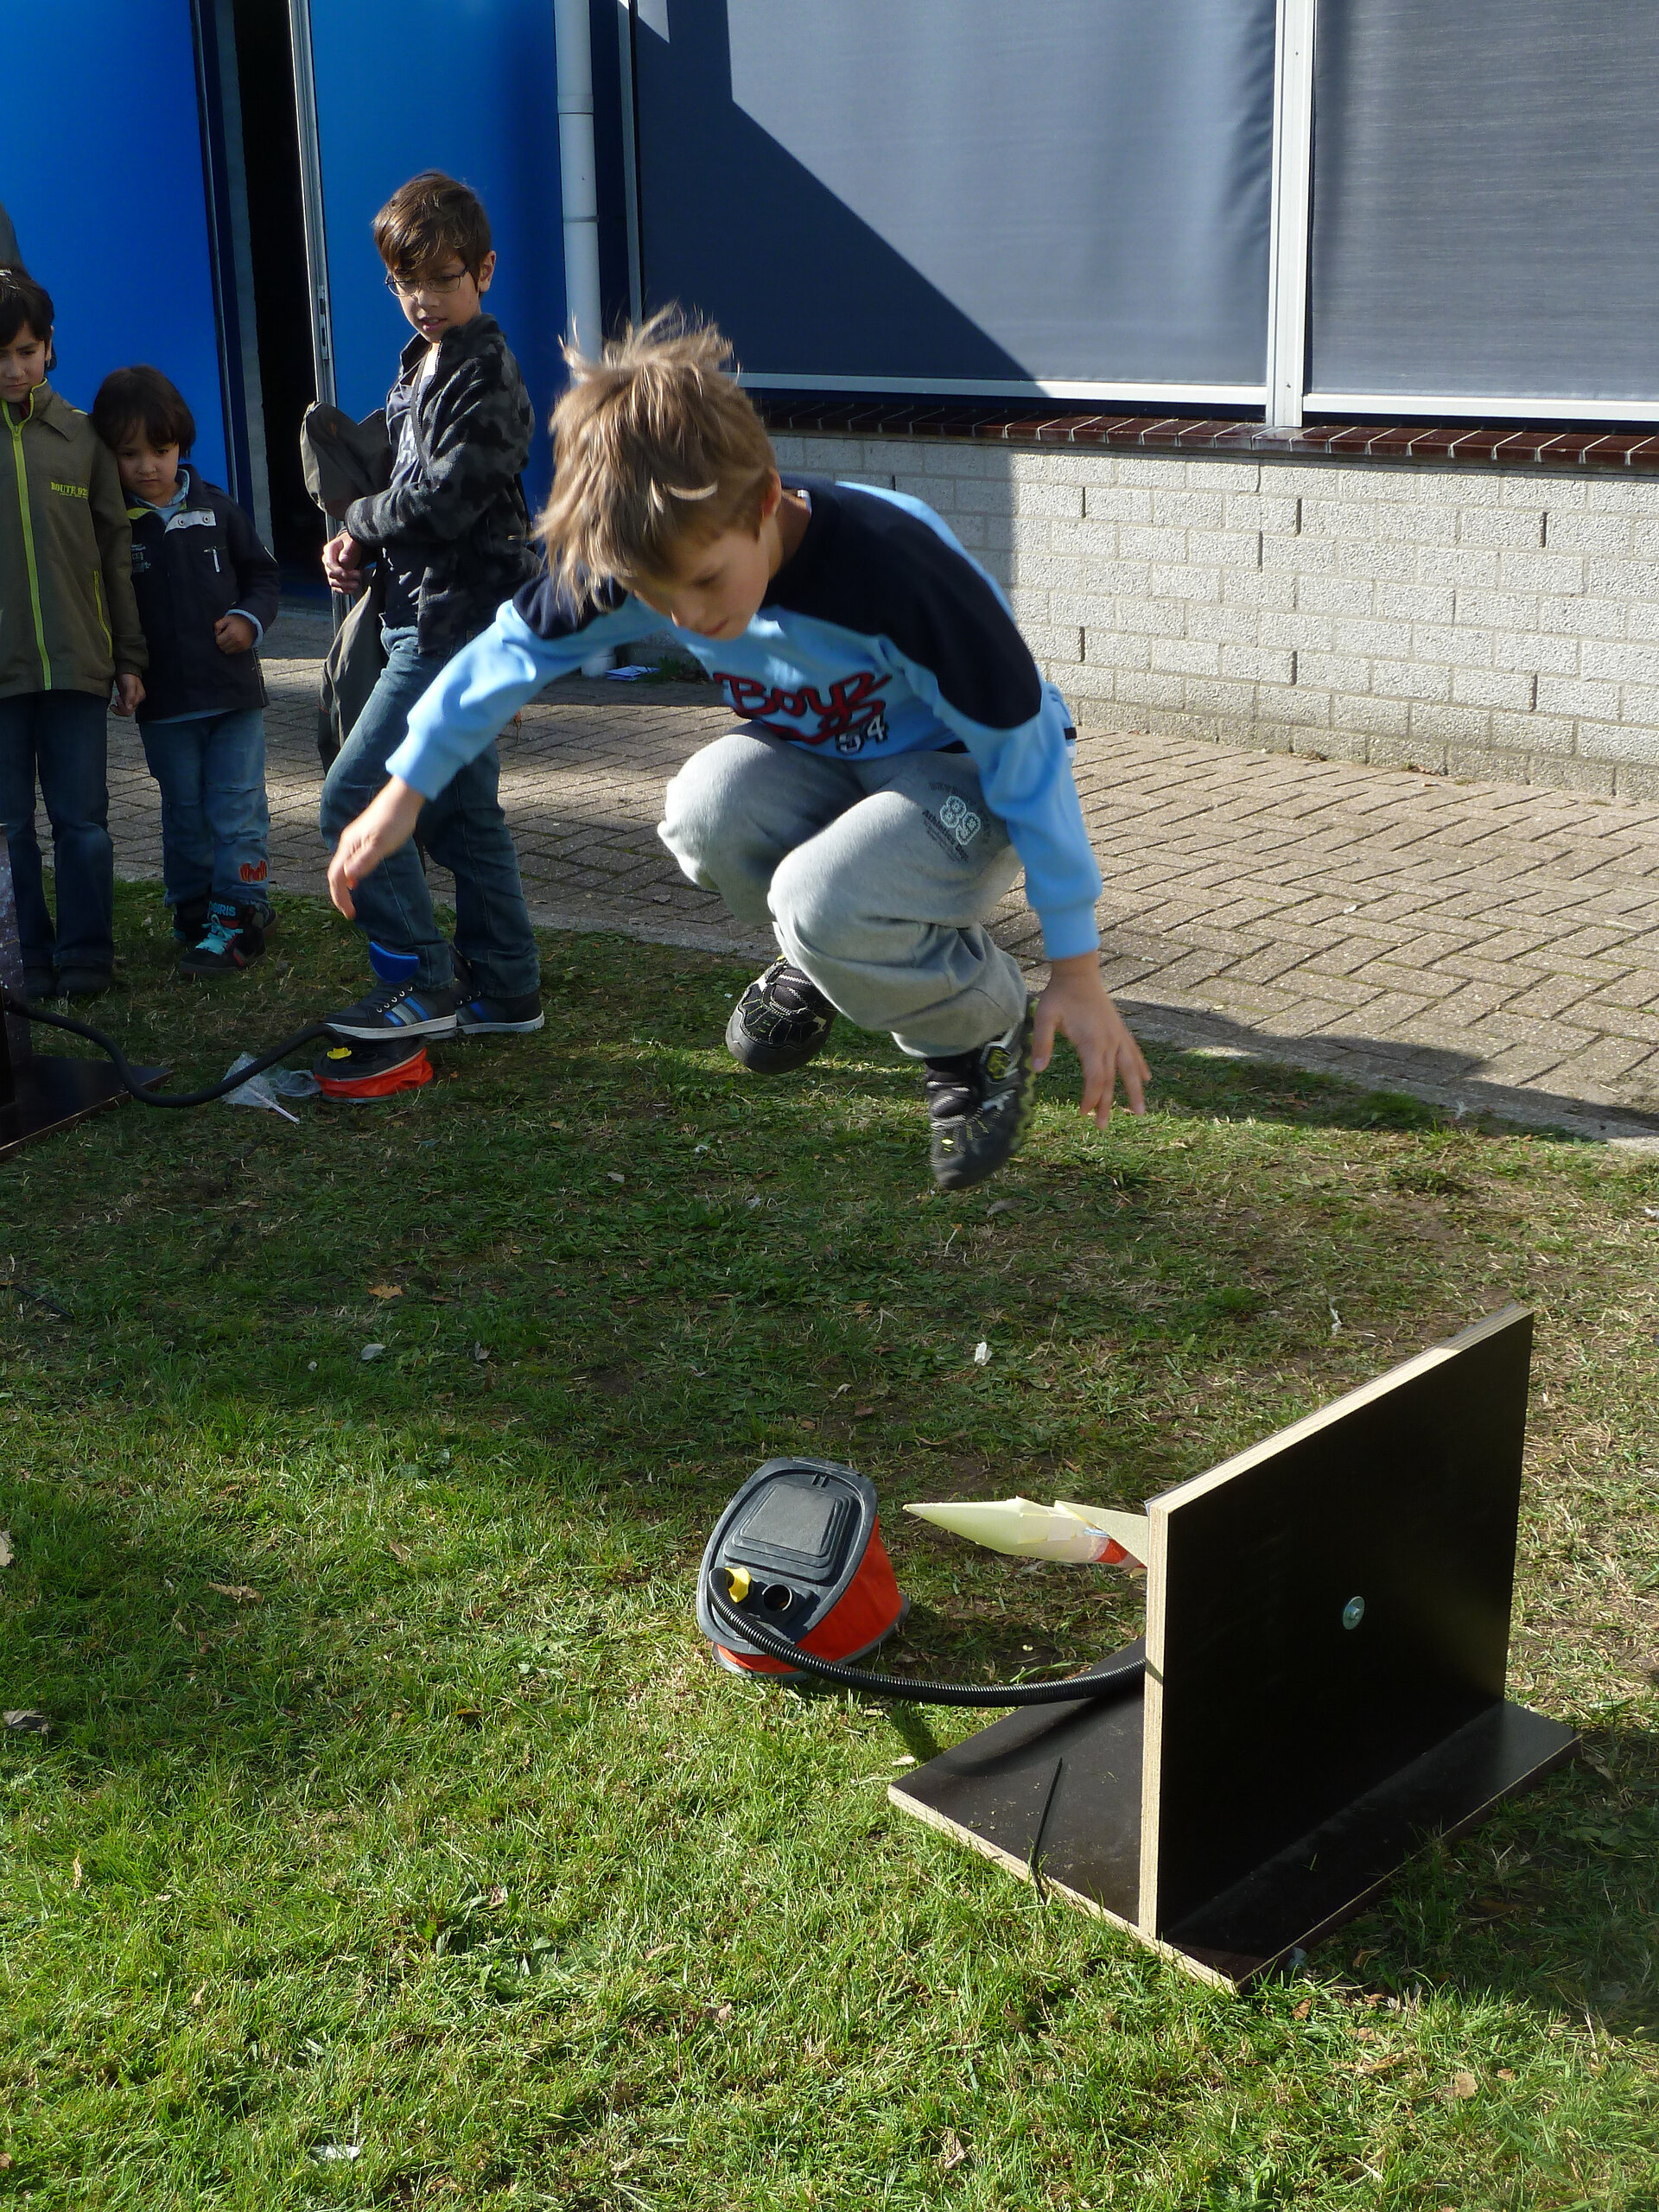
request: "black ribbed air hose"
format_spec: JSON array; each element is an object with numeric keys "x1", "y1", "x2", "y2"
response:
[
  {"x1": 702, "y1": 1573, "x2": 1144, "y2": 1707},
  {"x1": 1, "y1": 989, "x2": 336, "y2": 1109}
]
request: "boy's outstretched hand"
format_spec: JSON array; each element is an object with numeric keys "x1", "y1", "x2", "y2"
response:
[
  {"x1": 1032, "y1": 951, "x2": 1150, "y2": 1127},
  {"x1": 327, "y1": 777, "x2": 425, "y2": 919}
]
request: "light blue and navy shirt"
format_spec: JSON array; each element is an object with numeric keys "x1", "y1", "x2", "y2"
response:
[{"x1": 387, "y1": 477, "x2": 1104, "y2": 958}]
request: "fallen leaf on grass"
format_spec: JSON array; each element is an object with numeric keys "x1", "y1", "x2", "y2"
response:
[
  {"x1": 386, "y1": 1540, "x2": 413, "y2": 1565},
  {"x1": 72, "y1": 1856, "x2": 83, "y2": 1891},
  {"x1": 360, "y1": 1343, "x2": 386, "y2": 1363},
  {"x1": 368, "y1": 1283, "x2": 403, "y2": 1300},
  {"x1": 1293, "y1": 1998, "x2": 1313, "y2": 2019},
  {"x1": 1450, "y1": 2070, "x2": 1479, "y2": 2098},
  {"x1": 940, "y1": 2132, "x2": 968, "y2": 2171},
  {"x1": 607, "y1": 1171, "x2": 626, "y2": 1184},
  {"x1": 710, "y1": 2002, "x2": 734, "y2": 2025},
  {"x1": 0, "y1": 1529, "x2": 11, "y2": 1567},
  {"x1": 472, "y1": 1343, "x2": 491, "y2": 1363},
  {"x1": 854, "y1": 1404, "x2": 875, "y2": 1418},
  {"x1": 1355, "y1": 2051, "x2": 1410, "y2": 2075},
  {"x1": 3, "y1": 1709, "x2": 49, "y2": 1735},
  {"x1": 207, "y1": 1582, "x2": 259, "y2": 1603}
]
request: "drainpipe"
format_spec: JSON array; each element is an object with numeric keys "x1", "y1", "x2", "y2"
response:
[
  {"x1": 553, "y1": 0, "x2": 612, "y2": 672},
  {"x1": 554, "y1": 0, "x2": 603, "y2": 359}
]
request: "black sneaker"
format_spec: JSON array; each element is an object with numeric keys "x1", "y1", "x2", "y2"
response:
[
  {"x1": 21, "y1": 964, "x2": 54, "y2": 1001},
  {"x1": 55, "y1": 966, "x2": 113, "y2": 999},
  {"x1": 324, "y1": 976, "x2": 464, "y2": 1040},
  {"x1": 725, "y1": 957, "x2": 836, "y2": 1073},
  {"x1": 179, "y1": 901, "x2": 267, "y2": 976},
  {"x1": 924, "y1": 1004, "x2": 1036, "y2": 1191},
  {"x1": 456, "y1": 988, "x2": 545, "y2": 1035},
  {"x1": 171, "y1": 894, "x2": 211, "y2": 946}
]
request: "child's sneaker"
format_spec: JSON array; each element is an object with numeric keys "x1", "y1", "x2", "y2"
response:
[
  {"x1": 726, "y1": 957, "x2": 836, "y2": 1073},
  {"x1": 179, "y1": 901, "x2": 267, "y2": 976},
  {"x1": 324, "y1": 976, "x2": 464, "y2": 1040},
  {"x1": 456, "y1": 988, "x2": 545, "y2": 1035},
  {"x1": 171, "y1": 894, "x2": 211, "y2": 946},
  {"x1": 924, "y1": 1004, "x2": 1036, "y2": 1191},
  {"x1": 55, "y1": 966, "x2": 113, "y2": 999}
]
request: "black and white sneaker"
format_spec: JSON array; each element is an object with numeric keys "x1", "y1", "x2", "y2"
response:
[
  {"x1": 924, "y1": 1004, "x2": 1036, "y2": 1191},
  {"x1": 725, "y1": 957, "x2": 837, "y2": 1073},
  {"x1": 324, "y1": 976, "x2": 464, "y2": 1040},
  {"x1": 456, "y1": 988, "x2": 545, "y2": 1035}
]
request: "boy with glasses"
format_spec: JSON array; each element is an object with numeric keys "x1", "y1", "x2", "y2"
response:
[{"x1": 320, "y1": 170, "x2": 544, "y2": 1053}]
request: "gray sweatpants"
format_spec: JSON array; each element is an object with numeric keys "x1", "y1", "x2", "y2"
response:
[{"x1": 658, "y1": 730, "x2": 1027, "y2": 1058}]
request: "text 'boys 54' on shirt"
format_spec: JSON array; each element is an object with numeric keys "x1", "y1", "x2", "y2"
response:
[{"x1": 386, "y1": 478, "x2": 1104, "y2": 959}]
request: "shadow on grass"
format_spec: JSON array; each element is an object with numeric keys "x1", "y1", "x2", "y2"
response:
[{"x1": 1312, "y1": 1721, "x2": 1659, "y2": 2034}]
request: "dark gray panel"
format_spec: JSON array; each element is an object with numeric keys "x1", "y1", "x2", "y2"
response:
[
  {"x1": 1311, "y1": 0, "x2": 1659, "y2": 404},
  {"x1": 634, "y1": 0, "x2": 1274, "y2": 389},
  {"x1": 1151, "y1": 1309, "x2": 1533, "y2": 1933}
]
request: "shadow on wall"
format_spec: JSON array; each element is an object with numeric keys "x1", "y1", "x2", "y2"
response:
[{"x1": 631, "y1": 3, "x2": 1030, "y2": 384}]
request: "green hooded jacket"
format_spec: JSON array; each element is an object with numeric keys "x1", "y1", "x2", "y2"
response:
[{"x1": 1, "y1": 380, "x2": 146, "y2": 701}]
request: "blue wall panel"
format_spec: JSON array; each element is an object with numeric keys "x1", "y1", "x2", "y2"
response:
[
  {"x1": 307, "y1": 0, "x2": 566, "y2": 505},
  {"x1": 1, "y1": 1, "x2": 230, "y2": 486}
]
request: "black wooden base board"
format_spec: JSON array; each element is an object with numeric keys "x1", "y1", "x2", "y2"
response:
[
  {"x1": 0, "y1": 1055, "x2": 164, "y2": 1158},
  {"x1": 888, "y1": 1667, "x2": 1576, "y2": 1989}
]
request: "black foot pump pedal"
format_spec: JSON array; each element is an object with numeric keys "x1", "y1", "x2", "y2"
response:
[{"x1": 697, "y1": 1459, "x2": 906, "y2": 1677}]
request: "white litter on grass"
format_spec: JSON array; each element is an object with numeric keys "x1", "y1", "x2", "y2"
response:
[
  {"x1": 308, "y1": 2143, "x2": 361, "y2": 2164},
  {"x1": 220, "y1": 1052, "x2": 320, "y2": 1122},
  {"x1": 973, "y1": 1340, "x2": 991, "y2": 1365},
  {"x1": 360, "y1": 1344, "x2": 386, "y2": 1363},
  {"x1": 0, "y1": 1529, "x2": 12, "y2": 1567},
  {"x1": 1330, "y1": 1304, "x2": 1342, "y2": 1336}
]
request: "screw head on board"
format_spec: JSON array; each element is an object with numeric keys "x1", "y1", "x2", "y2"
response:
[{"x1": 1342, "y1": 1595, "x2": 1366, "y2": 1631}]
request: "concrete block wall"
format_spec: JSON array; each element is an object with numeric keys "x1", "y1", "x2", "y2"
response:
[{"x1": 769, "y1": 430, "x2": 1659, "y2": 800}]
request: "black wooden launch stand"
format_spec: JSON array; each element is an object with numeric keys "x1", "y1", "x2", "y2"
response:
[
  {"x1": 0, "y1": 828, "x2": 162, "y2": 1158},
  {"x1": 891, "y1": 1307, "x2": 1577, "y2": 1987}
]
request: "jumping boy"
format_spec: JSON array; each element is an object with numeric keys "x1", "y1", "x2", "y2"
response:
[
  {"x1": 328, "y1": 315, "x2": 1148, "y2": 1187},
  {"x1": 92, "y1": 365, "x2": 280, "y2": 974},
  {"x1": 320, "y1": 170, "x2": 544, "y2": 1047}
]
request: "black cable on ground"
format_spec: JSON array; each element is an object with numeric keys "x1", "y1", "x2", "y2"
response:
[
  {"x1": 1, "y1": 990, "x2": 335, "y2": 1109},
  {"x1": 702, "y1": 1575, "x2": 1145, "y2": 1707}
]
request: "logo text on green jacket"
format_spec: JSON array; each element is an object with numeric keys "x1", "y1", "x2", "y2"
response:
[{"x1": 50, "y1": 480, "x2": 89, "y2": 499}]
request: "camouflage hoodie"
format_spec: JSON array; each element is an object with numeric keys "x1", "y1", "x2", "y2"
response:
[
  {"x1": 343, "y1": 313, "x2": 542, "y2": 661},
  {"x1": 1, "y1": 381, "x2": 145, "y2": 701}
]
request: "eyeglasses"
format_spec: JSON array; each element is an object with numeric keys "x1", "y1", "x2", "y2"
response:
[{"x1": 385, "y1": 267, "x2": 473, "y2": 298}]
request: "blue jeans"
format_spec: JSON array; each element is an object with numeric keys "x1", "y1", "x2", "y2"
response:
[
  {"x1": 140, "y1": 709, "x2": 272, "y2": 918},
  {"x1": 319, "y1": 626, "x2": 538, "y2": 998},
  {"x1": 0, "y1": 689, "x2": 113, "y2": 973}
]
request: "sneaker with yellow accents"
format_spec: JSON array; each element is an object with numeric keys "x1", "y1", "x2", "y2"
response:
[{"x1": 923, "y1": 1004, "x2": 1035, "y2": 1192}]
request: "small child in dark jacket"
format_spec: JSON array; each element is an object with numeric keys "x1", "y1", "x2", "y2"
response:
[{"x1": 92, "y1": 365, "x2": 280, "y2": 974}]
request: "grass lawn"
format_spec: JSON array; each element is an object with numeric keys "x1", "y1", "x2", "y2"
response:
[{"x1": 2, "y1": 880, "x2": 1656, "y2": 2209}]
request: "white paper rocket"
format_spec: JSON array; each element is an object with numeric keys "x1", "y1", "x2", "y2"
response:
[{"x1": 904, "y1": 1495, "x2": 1147, "y2": 1566}]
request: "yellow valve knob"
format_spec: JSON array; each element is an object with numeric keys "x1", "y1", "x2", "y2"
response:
[{"x1": 726, "y1": 1565, "x2": 752, "y2": 1602}]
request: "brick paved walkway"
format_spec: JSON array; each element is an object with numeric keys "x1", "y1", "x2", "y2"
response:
[{"x1": 105, "y1": 603, "x2": 1659, "y2": 1144}]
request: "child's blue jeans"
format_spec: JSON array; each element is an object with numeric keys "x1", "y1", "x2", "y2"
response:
[
  {"x1": 0, "y1": 689, "x2": 114, "y2": 975},
  {"x1": 319, "y1": 625, "x2": 539, "y2": 1000},
  {"x1": 140, "y1": 708, "x2": 273, "y2": 918}
]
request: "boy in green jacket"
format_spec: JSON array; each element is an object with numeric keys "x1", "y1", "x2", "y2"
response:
[{"x1": 0, "y1": 269, "x2": 146, "y2": 997}]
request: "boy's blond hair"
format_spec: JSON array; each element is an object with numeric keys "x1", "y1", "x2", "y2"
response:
[{"x1": 538, "y1": 311, "x2": 776, "y2": 598}]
